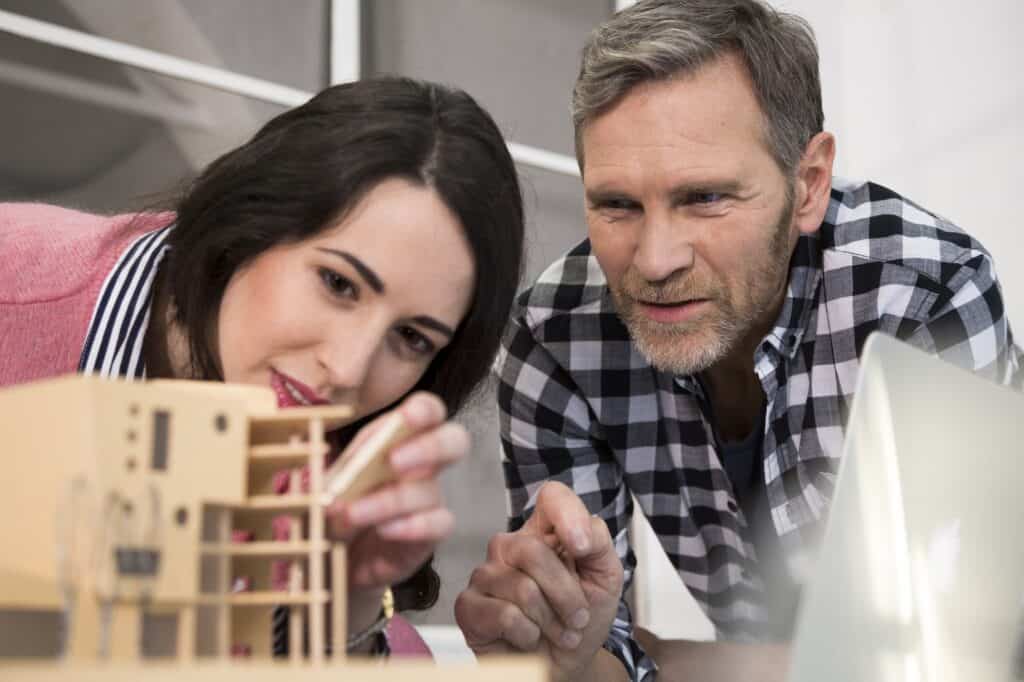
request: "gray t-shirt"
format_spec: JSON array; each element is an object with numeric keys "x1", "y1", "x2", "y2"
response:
[{"x1": 703, "y1": 385, "x2": 800, "y2": 640}]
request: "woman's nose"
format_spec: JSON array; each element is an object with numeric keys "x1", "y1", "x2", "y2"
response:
[{"x1": 317, "y1": 326, "x2": 383, "y2": 400}]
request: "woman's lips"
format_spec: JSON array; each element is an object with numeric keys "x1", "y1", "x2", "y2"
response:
[
  {"x1": 270, "y1": 368, "x2": 329, "y2": 408},
  {"x1": 636, "y1": 299, "x2": 710, "y2": 324}
]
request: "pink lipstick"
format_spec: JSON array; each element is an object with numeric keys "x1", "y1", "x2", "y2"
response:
[{"x1": 270, "y1": 368, "x2": 330, "y2": 408}]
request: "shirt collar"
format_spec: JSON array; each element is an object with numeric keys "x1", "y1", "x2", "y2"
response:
[{"x1": 763, "y1": 230, "x2": 823, "y2": 360}]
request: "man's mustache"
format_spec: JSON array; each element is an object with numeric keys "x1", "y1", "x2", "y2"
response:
[{"x1": 617, "y1": 273, "x2": 717, "y2": 304}]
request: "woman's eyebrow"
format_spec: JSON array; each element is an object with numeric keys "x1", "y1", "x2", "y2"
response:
[
  {"x1": 317, "y1": 247, "x2": 456, "y2": 338},
  {"x1": 317, "y1": 248, "x2": 384, "y2": 293},
  {"x1": 411, "y1": 315, "x2": 455, "y2": 340}
]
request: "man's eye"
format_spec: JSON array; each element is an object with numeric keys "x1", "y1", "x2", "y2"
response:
[
  {"x1": 591, "y1": 198, "x2": 640, "y2": 214},
  {"x1": 604, "y1": 199, "x2": 635, "y2": 210},
  {"x1": 691, "y1": 192, "x2": 724, "y2": 205},
  {"x1": 319, "y1": 268, "x2": 357, "y2": 299}
]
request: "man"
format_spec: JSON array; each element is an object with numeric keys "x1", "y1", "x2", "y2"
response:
[{"x1": 454, "y1": 1, "x2": 1022, "y2": 680}]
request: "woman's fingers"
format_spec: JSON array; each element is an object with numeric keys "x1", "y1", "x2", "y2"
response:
[
  {"x1": 346, "y1": 478, "x2": 441, "y2": 525},
  {"x1": 394, "y1": 391, "x2": 447, "y2": 431},
  {"x1": 327, "y1": 477, "x2": 451, "y2": 538},
  {"x1": 325, "y1": 392, "x2": 465, "y2": 542},
  {"x1": 334, "y1": 392, "x2": 462, "y2": 479},
  {"x1": 335, "y1": 391, "x2": 447, "y2": 460},
  {"x1": 390, "y1": 421, "x2": 469, "y2": 475},
  {"x1": 375, "y1": 507, "x2": 455, "y2": 542}
]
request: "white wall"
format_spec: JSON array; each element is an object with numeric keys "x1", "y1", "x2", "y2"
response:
[
  {"x1": 636, "y1": 0, "x2": 1024, "y2": 641},
  {"x1": 781, "y1": 0, "x2": 1024, "y2": 330}
]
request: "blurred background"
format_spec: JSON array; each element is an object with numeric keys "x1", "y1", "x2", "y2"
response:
[{"x1": 0, "y1": 0, "x2": 1019, "y2": 646}]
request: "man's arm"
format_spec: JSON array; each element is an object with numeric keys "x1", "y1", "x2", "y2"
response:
[
  {"x1": 582, "y1": 647, "x2": 631, "y2": 681},
  {"x1": 902, "y1": 245, "x2": 1021, "y2": 382},
  {"x1": 456, "y1": 314, "x2": 656, "y2": 680},
  {"x1": 634, "y1": 628, "x2": 791, "y2": 681}
]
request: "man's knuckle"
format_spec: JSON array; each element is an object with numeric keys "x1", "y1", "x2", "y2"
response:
[
  {"x1": 468, "y1": 564, "x2": 494, "y2": 588},
  {"x1": 514, "y1": 577, "x2": 542, "y2": 613},
  {"x1": 486, "y1": 533, "x2": 510, "y2": 559},
  {"x1": 497, "y1": 603, "x2": 522, "y2": 634}
]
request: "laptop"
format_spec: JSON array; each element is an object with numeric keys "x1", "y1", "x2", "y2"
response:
[{"x1": 787, "y1": 332, "x2": 1024, "y2": 682}]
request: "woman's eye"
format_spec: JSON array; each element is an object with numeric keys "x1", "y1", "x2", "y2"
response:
[
  {"x1": 319, "y1": 268, "x2": 357, "y2": 299},
  {"x1": 396, "y1": 326, "x2": 435, "y2": 356}
]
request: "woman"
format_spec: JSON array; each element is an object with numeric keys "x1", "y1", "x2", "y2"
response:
[{"x1": 0, "y1": 76, "x2": 524, "y2": 656}]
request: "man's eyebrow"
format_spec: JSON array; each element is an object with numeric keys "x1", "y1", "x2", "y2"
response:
[
  {"x1": 668, "y1": 180, "x2": 744, "y2": 200},
  {"x1": 585, "y1": 180, "x2": 745, "y2": 204},
  {"x1": 316, "y1": 248, "x2": 384, "y2": 294},
  {"x1": 410, "y1": 315, "x2": 455, "y2": 340},
  {"x1": 585, "y1": 187, "x2": 636, "y2": 204}
]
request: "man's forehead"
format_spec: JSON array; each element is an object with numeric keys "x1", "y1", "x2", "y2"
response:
[
  {"x1": 581, "y1": 122, "x2": 755, "y2": 193},
  {"x1": 580, "y1": 55, "x2": 769, "y2": 174}
]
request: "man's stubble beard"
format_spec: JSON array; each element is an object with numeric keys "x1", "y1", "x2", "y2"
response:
[{"x1": 611, "y1": 194, "x2": 795, "y2": 376}]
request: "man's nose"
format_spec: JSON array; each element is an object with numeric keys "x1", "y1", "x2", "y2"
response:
[{"x1": 632, "y1": 214, "x2": 695, "y2": 285}]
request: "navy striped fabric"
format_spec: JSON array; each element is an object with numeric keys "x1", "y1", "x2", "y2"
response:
[{"x1": 78, "y1": 226, "x2": 172, "y2": 378}]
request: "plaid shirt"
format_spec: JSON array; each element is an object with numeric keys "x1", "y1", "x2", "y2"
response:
[{"x1": 496, "y1": 178, "x2": 1022, "y2": 681}]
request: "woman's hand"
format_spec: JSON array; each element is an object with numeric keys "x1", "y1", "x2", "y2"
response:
[{"x1": 325, "y1": 391, "x2": 467, "y2": 593}]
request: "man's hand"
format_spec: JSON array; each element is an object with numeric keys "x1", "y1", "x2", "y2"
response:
[{"x1": 455, "y1": 482, "x2": 625, "y2": 682}]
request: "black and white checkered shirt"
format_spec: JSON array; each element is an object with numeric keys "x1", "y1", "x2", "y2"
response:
[{"x1": 497, "y1": 179, "x2": 1022, "y2": 681}]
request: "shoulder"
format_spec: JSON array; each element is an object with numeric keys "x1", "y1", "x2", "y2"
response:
[
  {"x1": 499, "y1": 238, "x2": 638, "y2": 391},
  {"x1": 0, "y1": 203, "x2": 173, "y2": 303},
  {"x1": 514, "y1": 239, "x2": 612, "y2": 332},
  {"x1": 819, "y1": 179, "x2": 990, "y2": 288}
]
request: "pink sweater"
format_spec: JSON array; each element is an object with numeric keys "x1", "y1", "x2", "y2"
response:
[
  {"x1": 0, "y1": 203, "x2": 167, "y2": 387},
  {"x1": 0, "y1": 203, "x2": 432, "y2": 657}
]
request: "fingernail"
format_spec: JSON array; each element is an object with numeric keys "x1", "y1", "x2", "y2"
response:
[
  {"x1": 560, "y1": 629, "x2": 582, "y2": 650},
  {"x1": 570, "y1": 608, "x2": 590, "y2": 630},
  {"x1": 439, "y1": 425, "x2": 468, "y2": 457},
  {"x1": 570, "y1": 527, "x2": 590, "y2": 554},
  {"x1": 379, "y1": 517, "x2": 409, "y2": 537}
]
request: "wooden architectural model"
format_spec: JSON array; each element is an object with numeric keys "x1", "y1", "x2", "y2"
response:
[{"x1": 0, "y1": 375, "x2": 544, "y2": 681}]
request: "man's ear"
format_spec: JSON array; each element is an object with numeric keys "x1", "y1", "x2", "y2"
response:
[{"x1": 792, "y1": 132, "x2": 836, "y2": 235}]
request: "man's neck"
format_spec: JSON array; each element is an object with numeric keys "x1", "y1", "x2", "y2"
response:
[
  {"x1": 697, "y1": 245, "x2": 797, "y2": 441},
  {"x1": 701, "y1": 357, "x2": 763, "y2": 444},
  {"x1": 700, "y1": 309, "x2": 778, "y2": 443}
]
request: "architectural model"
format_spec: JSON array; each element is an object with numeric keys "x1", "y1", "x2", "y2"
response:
[{"x1": 0, "y1": 375, "x2": 543, "y2": 681}]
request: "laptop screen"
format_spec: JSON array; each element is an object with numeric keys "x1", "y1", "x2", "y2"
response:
[{"x1": 788, "y1": 332, "x2": 1024, "y2": 682}]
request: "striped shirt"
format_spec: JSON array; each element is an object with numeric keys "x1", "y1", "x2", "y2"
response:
[
  {"x1": 78, "y1": 225, "x2": 172, "y2": 378},
  {"x1": 497, "y1": 179, "x2": 1022, "y2": 680}
]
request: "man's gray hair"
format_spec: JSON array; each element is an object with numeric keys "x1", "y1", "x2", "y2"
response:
[{"x1": 572, "y1": 0, "x2": 823, "y2": 174}]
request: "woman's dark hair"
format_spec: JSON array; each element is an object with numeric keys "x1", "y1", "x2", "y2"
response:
[{"x1": 162, "y1": 76, "x2": 525, "y2": 610}]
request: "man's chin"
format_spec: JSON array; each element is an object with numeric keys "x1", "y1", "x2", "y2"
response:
[{"x1": 627, "y1": 324, "x2": 728, "y2": 376}]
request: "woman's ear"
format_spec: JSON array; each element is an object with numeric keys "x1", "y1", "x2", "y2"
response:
[{"x1": 792, "y1": 132, "x2": 836, "y2": 236}]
